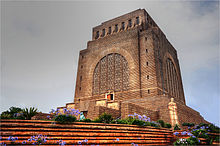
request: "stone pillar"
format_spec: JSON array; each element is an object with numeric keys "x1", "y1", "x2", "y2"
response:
[{"x1": 168, "y1": 98, "x2": 179, "y2": 127}]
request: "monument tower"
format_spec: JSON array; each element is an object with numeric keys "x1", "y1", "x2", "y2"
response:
[{"x1": 58, "y1": 9, "x2": 207, "y2": 125}]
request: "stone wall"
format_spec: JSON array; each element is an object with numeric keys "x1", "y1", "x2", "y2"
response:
[
  {"x1": 121, "y1": 102, "x2": 159, "y2": 121},
  {"x1": 87, "y1": 105, "x2": 120, "y2": 120},
  {"x1": 176, "y1": 103, "x2": 208, "y2": 125}
]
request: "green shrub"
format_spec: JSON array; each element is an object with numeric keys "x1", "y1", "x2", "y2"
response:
[
  {"x1": 125, "y1": 117, "x2": 136, "y2": 125},
  {"x1": 93, "y1": 118, "x2": 102, "y2": 123},
  {"x1": 9, "y1": 107, "x2": 23, "y2": 115},
  {"x1": 194, "y1": 123, "x2": 219, "y2": 133},
  {"x1": 55, "y1": 115, "x2": 76, "y2": 124},
  {"x1": 132, "y1": 119, "x2": 146, "y2": 126},
  {"x1": 0, "y1": 113, "x2": 11, "y2": 119},
  {"x1": 112, "y1": 119, "x2": 127, "y2": 124},
  {"x1": 0, "y1": 106, "x2": 24, "y2": 119},
  {"x1": 174, "y1": 124, "x2": 181, "y2": 130},
  {"x1": 157, "y1": 120, "x2": 165, "y2": 127},
  {"x1": 22, "y1": 107, "x2": 38, "y2": 120},
  {"x1": 214, "y1": 136, "x2": 220, "y2": 142},
  {"x1": 207, "y1": 124, "x2": 220, "y2": 133},
  {"x1": 97, "y1": 113, "x2": 113, "y2": 124},
  {"x1": 165, "y1": 123, "x2": 172, "y2": 128},
  {"x1": 186, "y1": 136, "x2": 200, "y2": 145},
  {"x1": 182, "y1": 122, "x2": 195, "y2": 127},
  {"x1": 174, "y1": 137, "x2": 200, "y2": 145},
  {"x1": 144, "y1": 121, "x2": 152, "y2": 126},
  {"x1": 120, "y1": 117, "x2": 143, "y2": 126},
  {"x1": 198, "y1": 123, "x2": 209, "y2": 127},
  {"x1": 81, "y1": 118, "x2": 92, "y2": 122},
  {"x1": 189, "y1": 123, "x2": 220, "y2": 145},
  {"x1": 192, "y1": 128, "x2": 214, "y2": 144},
  {"x1": 149, "y1": 122, "x2": 160, "y2": 127}
]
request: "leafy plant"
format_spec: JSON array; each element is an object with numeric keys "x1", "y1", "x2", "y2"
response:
[
  {"x1": 125, "y1": 116, "x2": 136, "y2": 125},
  {"x1": 113, "y1": 119, "x2": 128, "y2": 124},
  {"x1": 0, "y1": 113, "x2": 11, "y2": 119},
  {"x1": 7, "y1": 136, "x2": 18, "y2": 144},
  {"x1": 0, "y1": 107, "x2": 24, "y2": 119},
  {"x1": 192, "y1": 128, "x2": 214, "y2": 144},
  {"x1": 22, "y1": 107, "x2": 38, "y2": 120},
  {"x1": 214, "y1": 136, "x2": 220, "y2": 142},
  {"x1": 165, "y1": 123, "x2": 172, "y2": 128},
  {"x1": 93, "y1": 118, "x2": 102, "y2": 123},
  {"x1": 97, "y1": 113, "x2": 113, "y2": 124},
  {"x1": 144, "y1": 121, "x2": 152, "y2": 127},
  {"x1": 55, "y1": 115, "x2": 76, "y2": 124},
  {"x1": 133, "y1": 119, "x2": 147, "y2": 126},
  {"x1": 156, "y1": 120, "x2": 171, "y2": 128},
  {"x1": 27, "y1": 135, "x2": 48, "y2": 145},
  {"x1": 174, "y1": 137, "x2": 200, "y2": 145},
  {"x1": 173, "y1": 123, "x2": 220, "y2": 145},
  {"x1": 205, "y1": 123, "x2": 220, "y2": 133},
  {"x1": 80, "y1": 118, "x2": 92, "y2": 122},
  {"x1": 187, "y1": 136, "x2": 200, "y2": 145},
  {"x1": 157, "y1": 120, "x2": 165, "y2": 127},
  {"x1": 174, "y1": 124, "x2": 181, "y2": 130},
  {"x1": 182, "y1": 122, "x2": 195, "y2": 127},
  {"x1": 149, "y1": 121, "x2": 160, "y2": 127}
]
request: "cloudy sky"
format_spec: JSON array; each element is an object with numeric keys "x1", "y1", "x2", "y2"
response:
[{"x1": 1, "y1": 1, "x2": 219, "y2": 126}]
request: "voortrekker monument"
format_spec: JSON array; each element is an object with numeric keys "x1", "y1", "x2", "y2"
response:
[{"x1": 58, "y1": 9, "x2": 208, "y2": 126}]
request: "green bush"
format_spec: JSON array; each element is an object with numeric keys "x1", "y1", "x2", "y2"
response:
[
  {"x1": 206, "y1": 124, "x2": 220, "y2": 133},
  {"x1": 194, "y1": 123, "x2": 219, "y2": 133},
  {"x1": 0, "y1": 112, "x2": 11, "y2": 119},
  {"x1": 9, "y1": 107, "x2": 23, "y2": 115},
  {"x1": 157, "y1": 120, "x2": 165, "y2": 127},
  {"x1": 187, "y1": 123, "x2": 220, "y2": 145},
  {"x1": 174, "y1": 124, "x2": 181, "y2": 130},
  {"x1": 0, "y1": 107, "x2": 25, "y2": 119},
  {"x1": 132, "y1": 119, "x2": 146, "y2": 126},
  {"x1": 174, "y1": 137, "x2": 200, "y2": 145},
  {"x1": 165, "y1": 123, "x2": 172, "y2": 128},
  {"x1": 149, "y1": 122, "x2": 160, "y2": 127},
  {"x1": 192, "y1": 128, "x2": 214, "y2": 144},
  {"x1": 93, "y1": 118, "x2": 102, "y2": 123},
  {"x1": 97, "y1": 113, "x2": 113, "y2": 124},
  {"x1": 125, "y1": 117, "x2": 136, "y2": 125},
  {"x1": 112, "y1": 119, "x2": 127, "y2": 124},
  {"x1": 22, "y1": 107, "x2": 38, "y2": 120},
  {"x1": 0, "y1": 106, "x2": 38, "y2": 120},
  {"x1": 144, "y1": 121, "x2": 152, "y2": 126},
  {"x1": 55, "y1": 115, "x2": 76, "y2": 124},
  {"x1": 187, "y1": 136, "x2": 200, "y2": 145},
  {"x1": 214, "y1": 136, "x2": 220, "y2": 142},
  {"x1": 182, "y1": 122, "x2": 195, "y2": 127},
  {"x1": 80, "y1": 118, "x2": 92, "y2": 122}
]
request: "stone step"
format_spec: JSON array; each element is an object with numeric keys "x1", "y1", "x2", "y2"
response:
[
  {"x1": 0, "y1": 136, "x2": 172, "y2": 140},
  {"x1": 0, "y1": 119, "x2": 174, "y2": 145},
  {"x1": 0, "y1": 139, "x2": 171, "y2": 145},
  {"x1": 0, "y1": 120, "x2": 172, "y2": 133},
  {"x1": 0, "y1": 119, "x2": 172, "y2": 130},
  {"x1": 0, "y1": 131, "x2": 172, "y2": 138},
  {"x1": 0, "y1": 127, "x2": 172, "y2": 136}
]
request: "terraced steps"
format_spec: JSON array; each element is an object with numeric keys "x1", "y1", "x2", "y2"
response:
[{"x1": 0, "y1": 119, "x2": 173, "y2": 145}]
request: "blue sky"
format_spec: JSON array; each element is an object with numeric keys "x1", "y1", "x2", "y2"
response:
[{"x1": 1, "y1": 1, "x2": 219, "y2": 126}]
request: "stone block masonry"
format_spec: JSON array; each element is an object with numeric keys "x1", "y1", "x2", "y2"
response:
[{"x1": 58, "y1": 9, "x2": 209, "y2": 126}]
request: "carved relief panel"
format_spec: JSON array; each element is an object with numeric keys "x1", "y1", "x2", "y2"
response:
[{"x1": 93, "y1": 53, "x2": 129, "y2": 95}]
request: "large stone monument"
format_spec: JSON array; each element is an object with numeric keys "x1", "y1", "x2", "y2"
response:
[{"x1": 58, "y1": 9, "x2": 208, "y2": 125}]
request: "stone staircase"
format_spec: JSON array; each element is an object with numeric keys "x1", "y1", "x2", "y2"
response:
[{"x1": 0, "y1": 119, "x2": 174, "y2": 145}]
